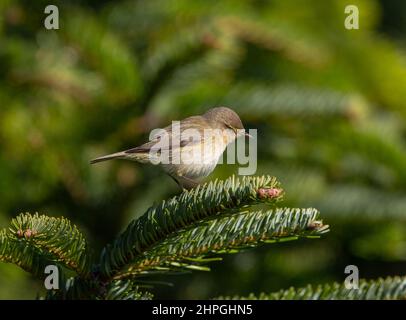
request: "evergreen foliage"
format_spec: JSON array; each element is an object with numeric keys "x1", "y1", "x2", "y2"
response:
[
  {"x1": 1, "y1": 0, "x2": 406, "y2": 300},
  {"x1": 220, "y1": 276, "x2": 406, "y2": 300},
  {"x1": 100, "y1": 175, "x2": 282, "y2": 278},
  {"x1": 1, "y1": 174, "x2": 405, "y2": 300},
  {"x1": 0, "y1": 175, "x2": 333, "y2": 299},
  {"x1": 1, "y1": 213, "x2": 90, "y2": 278}
]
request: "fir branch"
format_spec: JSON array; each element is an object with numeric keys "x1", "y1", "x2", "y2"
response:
[
  {"x1": 141, "y1": 26, "x2": 209, "y2": 84},
  {"x1": 114, "y1": 208, "x2": 328, "y2": 279},
  {"x1": 222, "y1": 84, "x2": 368, "y2": 119},
  {"x1": 218, "y1": 276, "x2": 406, "y2": 300},
  {"x1": 1, "y1": 213, "x2": 91, "y2": 278},
  {"x1": 44, "y1": 276, "x2": 96, "y2": 300},
  {"x1": 315, "y1": 185, "x2": 406, "y2": 221},
  {"x1": 215, "y1": 16, "x2": 329, "y2": 67},
  {"x1": 105, "y1": 279, "x2": 154, "y2": 300},
  {"x1": 64, "y1": 11, "x2": 142, "y2": 102},
  {"x1": 332, "y1": 126, "x2": 406, "y2": 184},
  {"x1": 99, "y1": 175, "x2": 283, "y2": 278},
  {"x1": 0, "y1": 229, "x2": 61, "y2": 279}
]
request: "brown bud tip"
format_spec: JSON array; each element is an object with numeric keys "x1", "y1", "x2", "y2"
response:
[
  {"x1": 307, "y1": 220, "x2": 324, "y2": 231},
  {"x1": 257, "y1": 188, "x2": 267, "y2": 198},
  {"x1": 24, "y1": 229, "x2": 33, "y2": 239},
  {"x1": 202, "y1": 33, "x2": 221, "y2": 49},
  {"x1": 257, "y1": 188, "x2": 282, "y2": 199},
  {"x1": 16, "y1": 229, "x2": 24, "y2": 238}
]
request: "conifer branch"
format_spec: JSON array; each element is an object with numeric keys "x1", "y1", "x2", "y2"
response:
[
  {"x1": 0, "y1": 213, "x2": 91, "y2": 278},
  {"x1": 64, "y1": 11, "x2": 142, "y2": 102},
  {"x1": 0, "y1": 229, "x2": 62, "y2": 279},
  {"x1": 218, "y1": 276, "x2": 406, "y2": 300},
  {"x1": 316, "y1": 185, "x2": 406, "y2": 221},
  {"x1": 114, "y1": 208, "x2": 328, "y2": 279},
  {"x1": 224, "y1": 84, "x2": 368, "y2": 119},
  {"x1": 99, "y1": 175, "x2": 283, "y2": 278},
  {"x1": 105, "y1": 279, "x2": 154, "y2": 300}
]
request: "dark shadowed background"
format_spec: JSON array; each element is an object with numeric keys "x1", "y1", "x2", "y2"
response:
[{"x1": 1, "y1": 0, "x2": 406, "y2": 299}]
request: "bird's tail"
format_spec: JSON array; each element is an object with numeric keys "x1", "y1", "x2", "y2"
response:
[{"x1": 90, "y1": 151, "x2": 127, "y2": 164}]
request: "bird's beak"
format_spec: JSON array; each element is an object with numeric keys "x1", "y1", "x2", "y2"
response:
[{"x1": 245, "y1": 132, "x2": 253, "y2": 139}]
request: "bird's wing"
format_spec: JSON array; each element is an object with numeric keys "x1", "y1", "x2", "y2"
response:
[
  {"x1": 90, "y1": 115, "x2": 210, "y2": 164},
  {"x1": 124, "y1": 115, "x2": 208, "y2": 155}
]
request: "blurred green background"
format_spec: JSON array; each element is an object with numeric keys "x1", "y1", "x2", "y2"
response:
[{"x1": 1, "y1": 0, "x2": 406, "y2": 299}]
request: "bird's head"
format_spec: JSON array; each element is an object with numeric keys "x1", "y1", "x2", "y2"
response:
[{"x1": 204, "y1": 106, "x2": 252, "y2": 139}]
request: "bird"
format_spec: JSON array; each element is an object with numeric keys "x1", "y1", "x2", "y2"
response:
[{"x1": 90, "y1": 107, "x2": 251, "y2": 190}]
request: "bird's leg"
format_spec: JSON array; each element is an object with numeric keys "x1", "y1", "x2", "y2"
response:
[
  {"x1": 178, "y1": 175, "x2": 199, "y2": 190},
  {"x1": 168, "y1": 174, "x2": 184, "y2": 189},
  {"x1": 167, "y1": 174, "x2": 185, "y2": 190},
  {"x1": 168, "y1": 173, "x2": 199, "y2": 191}
]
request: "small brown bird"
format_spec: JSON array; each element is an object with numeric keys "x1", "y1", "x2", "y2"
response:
[{"x1": 90, "y1": 107, "x2": 251, "y2": 189}]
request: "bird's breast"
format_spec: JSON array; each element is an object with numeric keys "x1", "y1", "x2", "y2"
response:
[{"x1": 163, "y1": 133, "x2": 233, "y2": 180}]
